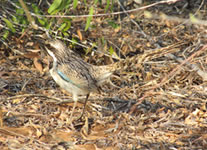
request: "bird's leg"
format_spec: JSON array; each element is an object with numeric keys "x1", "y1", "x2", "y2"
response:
[
  {"x1": 77, "y1": 93, "x2": 90, "y2": 120},
  {"x1": 69, "y1": 95, "x2": 78, "y2": 124}
]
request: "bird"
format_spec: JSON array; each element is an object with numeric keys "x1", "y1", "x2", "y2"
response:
[{"x1": 43, "y1": 39, "x2": 117, "y2": 123}]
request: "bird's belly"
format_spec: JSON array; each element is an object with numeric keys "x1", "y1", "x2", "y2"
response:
[{"x1": 50, "y1": 70, "x2": 89, "y2": 96}]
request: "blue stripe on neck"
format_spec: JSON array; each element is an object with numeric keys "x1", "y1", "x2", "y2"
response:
[{"x1": 57, "y1": 70, "x2": 81, "y2": 88}]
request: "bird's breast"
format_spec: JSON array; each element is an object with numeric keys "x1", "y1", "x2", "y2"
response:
[{"x1": 49, "y1": 69, "x2": 89, "y2": 96}]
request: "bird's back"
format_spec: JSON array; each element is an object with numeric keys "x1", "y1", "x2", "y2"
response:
[{"x1": 57, "y1": 54, "x2": 102, "y2": 94}]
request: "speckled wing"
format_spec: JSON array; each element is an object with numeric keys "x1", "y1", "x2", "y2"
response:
[{"x1": 57, "y1": 62, "x2": 99, "y2": 93}]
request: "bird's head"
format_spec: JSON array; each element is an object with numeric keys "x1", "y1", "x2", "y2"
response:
[{"x1": 44, "y1": 39, "x2": 71, "y2": 62}]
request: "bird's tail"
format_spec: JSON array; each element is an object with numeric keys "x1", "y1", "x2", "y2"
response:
[
  {"x1": 94, "y1": 54, "x2": 139, "y2": 84},
  {"x1": 105, "y1": 54, "x2": 140, "y2": 72}
]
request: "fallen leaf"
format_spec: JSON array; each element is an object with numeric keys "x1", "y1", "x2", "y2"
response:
[
  {"x1": 33, "y1": 57, "x2": 43, "y2": 73},
  {"x1": 77, "y1": 29, "x2": 83, "y2": 41},
  {"x1": 24, "y1": 52, "x2": 39, "y2": 59}
]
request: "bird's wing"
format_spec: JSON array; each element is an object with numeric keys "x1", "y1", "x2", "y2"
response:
[{"x1": 57, "y1": 62, "x2": 99, "y2": 92}]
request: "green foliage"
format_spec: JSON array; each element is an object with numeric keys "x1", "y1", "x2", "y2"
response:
[
  {"x1": 109, "y1": 46, "x2": 114, "y2": 55},
  {"x1": 58, "y1": 19, "x2": 71, "y2": 36},
  {"x1": 48, "y1": 0, "x2": 71, "y2": 15},
  {"x1": 47, "y1": 0, "x2": 73, "y2": 35},
  {"x1": 32, "y1": 4, "x2": 49, "y2": 28},
  {"x1": 85, "y1": 6, "x2": 94, "y2": 31},
  {"x1": 48, "y1": 0, "x2": 62, "y2": 14},
  {"x1": 107, "y1": 20, "x2": 120, "y2": 29},
  {"x1": 111, "y1": 0, "x2": 115, "y2": 11},
  {"x1": 71, "y1": 37, "x2": 78, "y2": 47},
  {"x1": 109, "y1": 46, "x2": 120, "y2": 59},
  {"x1": 2, "y1": 17, "x2": 16, "y2": 40},
  {"x1": 94, "y1": 0, "x2": 99, "y2": 5},
  {"x1": 1, "y1": 0, "x2": 116, "y2": 45},
  {"x1": 73, "y1": 0, "x2": 78, "y2": 9},
  {"x1": 2, "y1": 30, "x2": 10, "y2": 40},
  {"x1": 3, "y1": 18, "x2": 16, "y2": 33},
  {"x1": 15, "y1": 8, "x2": 29, "y2": 25},
  {"x1": 104, "y1": 0, "x2": 110, "y2": 12}
]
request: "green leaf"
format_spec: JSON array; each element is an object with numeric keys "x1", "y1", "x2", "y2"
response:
[
  {"x1": 71, "y1": 37, "x2": 78, "y2": 47},
  {"x1": 59, "y1": 0, "x2": 71, "y2": 10},
  {"x1": 2, "y1": 30, "x2": 9, "y2": 40},
  {"x1": 63, "y1": 21, "x2": 71, "y2": 31},
  {"x1": 63, "y1": 32, "x2": 69, "y2": 36},
  {"x1": 110, "y1": 0, "x2": 115, "y2": 11},
  {"x1": 85, "y1": 6, "x2": 93, "y2": 31},
  {"x1": 16, "y1": 8, "x2": 24, "y2": 15},
  {"x1": 58, "y1": 22, "x2": 67, "y2": 31},
  {"x1": 107, "y1": 20, "x2": 119, "y2": 28},
  {"x1": 38, "y1": 18, "x2": 46, "y2": 26},
  {"x1": 16, "y1": 8, "x2": 25, "y2": 24},
  {"x1": 48, "y1": 0, "x2": 62, "y2": 14},
  {"x1": 109, "y1": 46, "x2": 120, "y2": 59},
  {"x1": 109, "y1": 46, "x2": 114, "y2": 55},
  {"x1": 104, "y1": 0, "x2": 110, "y2": 13},
  {"x1": 45, "y1": 22, "x2": 51, "y2": 29},
  {"x1": 3, "y1": 18, "x2": 16, "y2": 33},
  {"x1": 32, "y1": 4, "x2": 40, "y2": 14},
  {"x1": 58, "y1": 19, "x2": 71, "y2": 32},
  {"x1": 12, "y1": 16, "x2": 17, "y2": 23},
  {"x1": 22, "y1": 19, "x2": 27, "y2": 25},
  {"x1": 94, "y1": 0, "x2": 98, "y2": 4},
  {"x1": 73, "y1": 0, "x2": 78, "y2": 9}
]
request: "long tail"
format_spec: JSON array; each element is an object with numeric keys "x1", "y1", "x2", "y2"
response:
[
  {"x1": 92, "y1": 54, "x2": 139, "y2": 85},
  {"x1": 105, "y1": 54, "x2": 140, "y2": 72}
]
